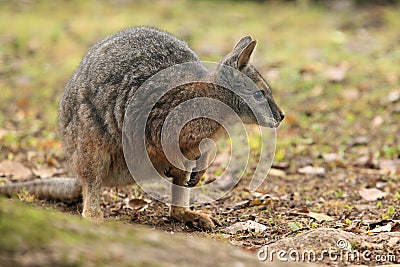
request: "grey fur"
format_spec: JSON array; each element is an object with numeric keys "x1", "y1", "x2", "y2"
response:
[{"x1": 0, "y1": 27, "x2": 284, "y2": 229}]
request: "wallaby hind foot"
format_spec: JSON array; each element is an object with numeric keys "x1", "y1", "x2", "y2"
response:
[
  {"x1": 2, "y1": 26, "x2": 284, "y2": 231},
  {"x1": 170, "y1": 206, "x2": 215, "y2": 231},
  {"x1": 82, "y1": 208, "x2": 103, "y2": 222},
  {"x1": 81, "y1": 183, "x2": 103, "y2": 222}
]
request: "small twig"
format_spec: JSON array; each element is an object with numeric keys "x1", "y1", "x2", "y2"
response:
[{"x1": 336, "y1": 162, "x2": 392, "y2": 176}]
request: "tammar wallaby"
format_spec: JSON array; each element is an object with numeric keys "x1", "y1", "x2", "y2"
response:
[{"x1": 0, "y1": 27, "x2": 284, "y2": 230}]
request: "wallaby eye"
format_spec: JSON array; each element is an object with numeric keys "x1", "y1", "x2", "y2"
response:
[{"x1": 253, "y1": 90, "x2": 265, "y2": 100}]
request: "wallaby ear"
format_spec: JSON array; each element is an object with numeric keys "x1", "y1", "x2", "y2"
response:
[
  {"x1": 233, "y1": 36, "x2": 253, "y2": 51},
  {"x1": 237, "y1": 40, "x2": 257, "y2": 70}
]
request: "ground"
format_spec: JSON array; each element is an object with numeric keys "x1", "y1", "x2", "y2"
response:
[{"x1": 0, "y1": 1, "x2": 399, "y2": 266}]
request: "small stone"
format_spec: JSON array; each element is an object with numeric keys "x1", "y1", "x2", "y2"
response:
[
  {"x1": 268, "y1": 168, "x2": 286, "y2": 178},
  {"x1": 388, "y1": 90, "x2": 400, "y2": 103},
  {"x1": 225, "y1": 220, "x2": 267, "y2": 234},
  {"x1": 359, "y1": 188, "x2": 386, "y2": 201},
  {"x1": 322, "y1": 153, "x2": 342, "y2": 162},
  {"x1": 387, "y1": 237, "x2": 399, "y2": 247},
  {"x1": 0, "y1": 160, "x2": 32, "y2": 179},
  {"x1": 298, "y1": 165, "x2": 326, "y2": 176}
]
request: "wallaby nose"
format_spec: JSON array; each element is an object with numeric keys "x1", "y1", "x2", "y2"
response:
[{"x1": 280, "y1": 112, "x2": 285, "y2": 121}]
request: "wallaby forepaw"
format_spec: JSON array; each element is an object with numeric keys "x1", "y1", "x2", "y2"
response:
[
  {"x1": 170, "y1": 206, "x2": 215, "y2": 231},
  {"x1": 187, "y1": 169, "x2": 200, "y2": 187}
]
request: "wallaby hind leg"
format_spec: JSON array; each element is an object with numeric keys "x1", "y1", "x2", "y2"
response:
[
  {"x1": 81, "y1": 175, "x2": 103, "y2": 221},
  {"x1": 75, "y1": 142, "x2": 110, "y2": 221},
  {"x1": 169, "y1": 168, "x2": 215, "y2": 231}
]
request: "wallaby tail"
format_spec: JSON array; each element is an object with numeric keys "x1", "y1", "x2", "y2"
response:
[{"x1": 0, "y1": 177, "x2": 82, "y2": 201}]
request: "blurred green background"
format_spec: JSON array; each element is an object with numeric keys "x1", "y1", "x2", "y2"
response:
[{"x1": 0, "y1": 0, "x2": 399, "y2": 166}]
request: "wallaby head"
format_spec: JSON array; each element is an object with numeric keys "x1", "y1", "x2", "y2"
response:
[{"x1": 217, "y1": 36, "x2": 284, "y2": 128}]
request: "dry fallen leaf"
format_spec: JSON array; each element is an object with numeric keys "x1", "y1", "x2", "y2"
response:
[
  {"x1": 391, "y1": 221, "x2": 400, "y2": 232},
  {"x1": 287, "y1": 222, "x2": 303, "y2": 231},
  {"x1": 268, "y1": 168, "x2": 286, "y2": 178},
  {"x1": 0, "y1": 129, "x2": 18, "y2": 139},
  {"x1": 387, "y1": 90, "x2": 400, "y2": 103},
  {"x1": 379, "y1": 159, "x2": 400, "y2": 172},
  {"x1": 298, "y1": 165, "x2": 326, "y2": 176},
  {"x1": 325, "y1": 62, "x2": 349, "y2": 82},
  {"x1": 395, "y1": 104, "x2": 400, "y2": 113},
  {"x1": 354, "y1": 204, "x2": 370, "y2": 212},
  {"x1": 375, "y1": 181, "x2": 388, "y2": 189},
  {"x1": 341, "y1": 88, "x2": 360, "y2": 100},
  {"x1": 322, "y1": 153, "x2": 343, "y2": 163},
  {"x1": 299, "y1": 64, "x2": 318, "y2": 76},
  {"x1": 271, "y1": 161, "x2": 290, "y2": 169},
  {"x1": 294, "y1": 155, "x2": 314, "y2": 168},
  {"x1": 225, "y1": 220, "x2": 267, "y2": 234},
  {"x1": 359, "y1": 188, "x2": 387, "y2": 201},
  {"x1": 250, "y1": 190, "x2": 267, "y2": 198},
  {"x1": 372, "y1": 116, "x2": 384, "y2": 127},
  {"x1": 0, "y1": 160, "x2": 32, "y2": 179},
  {"x1": 232, "y1": 200, "x2": 250, "y2": 210},
  {"x1": 347, "y1": 136, "x2": 370, "y2": 146},
  {"x1": 353, "y1": 154, "x2": 375, "y2": 168},
  {"x1": 248, "y1": 199, "x2": 263, "y2": 207},
  {"x1": 366, "y1": 222, "x2": 392, "y2": 235},
  {"x1": 32, "y1": 165, "x2": 65, "y2": 178},
  {"x1": 125, "y1": 198, "x2": 151, "y2": 210},
  {"x1": 297, "y1": 211, "x2": 335, "y2": 222},
  {"x1": 310, "y1": 85, "x2": 323, "y2": 97},
  {"x1": 387, "y1": 237, "x2": 400, "y2": 247},
  {"x1": 266, "y1": 68, "x2": 280, "y2": 82}
]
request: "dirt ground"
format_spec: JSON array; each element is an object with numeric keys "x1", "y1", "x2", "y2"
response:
[
  {"x1": 23, "y1": 161, "x2": 396, "y2": 265},
  {"x1": 0, "y1": 1, "x2": 399, "y2": 266}
]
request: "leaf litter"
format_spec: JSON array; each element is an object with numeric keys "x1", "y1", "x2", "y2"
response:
[
  {"x1": 359, "y1": 188, "x2": 387, "y2": 201},
  {"x1": 0, "y1": 160, "x2": 32, "y2": 180}
]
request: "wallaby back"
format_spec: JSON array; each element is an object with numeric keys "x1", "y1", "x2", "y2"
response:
[{"x1": 0, "y1": 27, "x2": 283, "y2": 229}]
